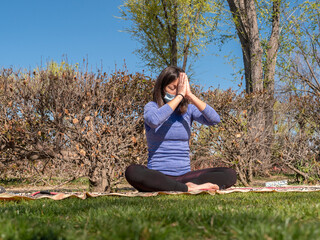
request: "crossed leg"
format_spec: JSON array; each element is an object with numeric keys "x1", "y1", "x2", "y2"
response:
[{"x1": 125, "y1": 164, "x2": 237, "y2": 192}]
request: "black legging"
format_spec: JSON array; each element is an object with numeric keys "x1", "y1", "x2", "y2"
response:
[{"x1": 125, "y1": 164, "x2": 237, "y2": 192}]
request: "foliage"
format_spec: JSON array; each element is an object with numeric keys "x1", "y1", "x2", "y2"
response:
[
  {"x1": 274, "y1": 1, "x2": 320, "y2": 180},
  {"x1": 120, "y1": 0, "x2": 222, "y2": 71},
  {"x1": 278, "y1": 0, "x2": 320, "y2": 97}
]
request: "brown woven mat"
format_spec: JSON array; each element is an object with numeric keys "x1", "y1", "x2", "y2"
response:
[{"x1": 1, "y1": 185, "x2": 320, "y2": 201}]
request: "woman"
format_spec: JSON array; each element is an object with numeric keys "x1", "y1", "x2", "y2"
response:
[{"x1": 125, "y1": 66, "x2": 237, "y2": 192}]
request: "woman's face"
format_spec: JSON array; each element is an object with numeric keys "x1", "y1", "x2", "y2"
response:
[{"x1": 164, "y1": 77, "x2": 179, "y2": 95}]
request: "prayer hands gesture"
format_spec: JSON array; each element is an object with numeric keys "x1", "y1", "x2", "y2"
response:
[
  {"x1": 178, "y1": 72, "x2": 192, "y2": 99},
  {"x1": 167, "y1": 71, "x2": 206, "y2": 112}
]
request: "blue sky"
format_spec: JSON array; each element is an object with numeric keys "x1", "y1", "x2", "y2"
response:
[{"x1": 0, "y1": 0, "x2": 243, "y2": 90}]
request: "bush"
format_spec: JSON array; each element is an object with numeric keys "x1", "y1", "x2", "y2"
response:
[
  {"x1": 0, "y1": 63, "x2": 153, "y2": 191},
  {"x1": 274, "y1": 94, "x2": 320, "y2": 183},
  {"x1": 1, "y1": 63, "x2": 319, "y2": 190},
  {"x1": 190, "y1": 88, "x2": 320, "y2": 185}
]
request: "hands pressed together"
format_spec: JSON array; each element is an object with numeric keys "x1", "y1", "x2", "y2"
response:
[
  {"x1": 166, "y1": 72, "x2": 206, "y2": 112},
  {"x1": 177, "y1": 72, "x2": 193, "y2": 100}
]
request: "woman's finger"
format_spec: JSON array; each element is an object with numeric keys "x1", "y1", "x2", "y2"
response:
[
  {"x1": 180, "y1": 73, "x2": 185, "y2": 83},
  {"x1": 182, "y1": 73, "x2": 187, "y2": 85},
  {"x1": 183, "y1": 73, "x2": 192, "y2": 97},
  {"x1": 177, "y1": 73, "x2": 187, "y2": 96},
  {"x1": 179, "y1": 74, "x2": 185, "y2": 86}
]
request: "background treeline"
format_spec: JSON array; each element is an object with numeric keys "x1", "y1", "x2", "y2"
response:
[{"x1": 0, "y1": 62, "x2": 319, "y2": 192}]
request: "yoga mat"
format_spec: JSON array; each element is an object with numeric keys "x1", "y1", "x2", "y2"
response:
[{"x1": 1, "y1": 185, "x2": 320, "y2": 201}]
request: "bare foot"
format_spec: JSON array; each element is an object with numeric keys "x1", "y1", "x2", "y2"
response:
[{"x1": 186, "y1": 182, "x2": 219, "y2": 192}]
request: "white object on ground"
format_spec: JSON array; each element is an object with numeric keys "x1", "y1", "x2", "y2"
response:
[{"x1": 265, "y1": 180, "x2": 288, "y2": 187}]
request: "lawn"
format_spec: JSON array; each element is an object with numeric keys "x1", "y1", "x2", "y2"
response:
[{"x1": 0, "y1": 192, "x2": 320, "y2": 240}]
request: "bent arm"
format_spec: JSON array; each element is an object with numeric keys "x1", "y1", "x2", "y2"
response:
[
  {"x1": 186, "y1": 92, "x2": 206, "y2": 111},
  {"x1": 186, "y1": 91, "x2": 220, "y2": 125},
  {"x1": 167, "y1": 94, "x2": 184, "y2": 111},
  {"x1": 191, "y1": 104, "x2": 220, "y2": 126},
  {"x1": 144, "y1": 102, "x2": 173, "y2": 128}
]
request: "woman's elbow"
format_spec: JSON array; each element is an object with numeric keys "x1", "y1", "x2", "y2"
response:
[
  {"x1": 215, "y1": 115, "x2": 221, "y2": 124},
  {"x1": 208, "y1": 115, "x2": 220, "y2": 126},
  {"x1": 144, "y1": 116, "x2": 161, "y2": 128}
]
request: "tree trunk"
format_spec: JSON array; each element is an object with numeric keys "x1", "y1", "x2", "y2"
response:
[
  {"x1": 235, "y1": 165, "x2": 249, "y2": 186},
  {"x1": 160, "y1": 0, "x2": 177, "y2": 66},
  {"x1": 262, "y1": 0, "x2": 280, "y2": 173},
  {"x1": 226, "y1": 0, "x2": 282, "y2": 182},
  {"x1": 247, "y1": 0, "x2": 263, "y2": 91},
  {"x1": 89, "y1": 168, "x2": 111, "y2": 192},
  {"x1": 227, "y1": 0, "x2": 265, "y2": 184},
  {"x1": 182, "y1": 4, "x2": 203, "y2": 70},
  {"x1": 242, "y1": 46, "x2": 253, "y2": 93},
  {"x1": 170, "y1": 1, "x2": 178, "y2": 66}
]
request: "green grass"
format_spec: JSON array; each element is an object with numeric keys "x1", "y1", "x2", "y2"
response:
[{"x1": 1, "y1": 192, "x2": 320, "y2": 240}]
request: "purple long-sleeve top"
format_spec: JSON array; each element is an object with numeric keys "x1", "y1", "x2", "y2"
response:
[{"x1": 144, "y1": 101, "x2": 220, "y2": 176}]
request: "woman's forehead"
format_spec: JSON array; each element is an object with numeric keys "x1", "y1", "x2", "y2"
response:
[{"x1": 168, "y1": 78, "x2": 179, "y2": 85}]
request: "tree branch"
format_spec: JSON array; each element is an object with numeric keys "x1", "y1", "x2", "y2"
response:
[{"x1": 183, "y1": 3, "x2": 203, "y2": 70}]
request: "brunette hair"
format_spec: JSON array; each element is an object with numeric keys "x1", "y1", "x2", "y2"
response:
[{"x1": 153, "y1": 66, "x2": 188, "y2": 114}]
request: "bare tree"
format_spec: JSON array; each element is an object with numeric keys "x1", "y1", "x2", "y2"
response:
[{"x1": 225, "y1": 0, "x2": 281, "y2": 180}]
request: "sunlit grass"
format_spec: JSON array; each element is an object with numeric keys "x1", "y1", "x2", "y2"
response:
[{"x1": 1, "y1": 192, "x2": 320, "y2": 239}]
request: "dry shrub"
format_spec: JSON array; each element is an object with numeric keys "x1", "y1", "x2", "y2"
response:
[
  {"x1": 274, "y1": 95, "x2": 320, "y2": 182},
  {"x1": 191, "y1": 88, "x2": 272, "y2": 186},
  {"x1": 1, "y1": 64, "x2": 319, "y2": 190},
  {"x1": 0, "y1": 63, "x2": 153, "y2": 191},
  {"x1": 191, "y1": 88, "x2": 319, "y2": 186}
]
